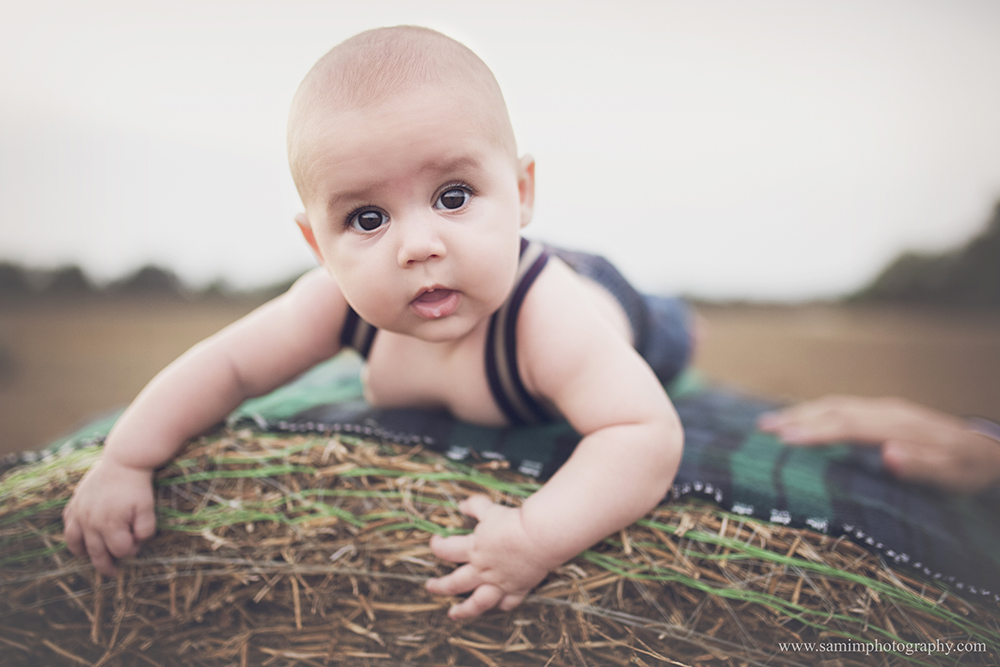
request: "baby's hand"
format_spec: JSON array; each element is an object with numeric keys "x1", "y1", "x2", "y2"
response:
[
  {"x1": 426, "y1": 495, "x2": 559, "y2": 620},
  {"x1": 63, "y1": 457, "x2": 157, "y2": 576}
]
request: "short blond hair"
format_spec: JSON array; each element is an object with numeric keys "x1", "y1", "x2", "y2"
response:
[{"x1": 288, "y1": 26, "x2": 516, "y2": 199}]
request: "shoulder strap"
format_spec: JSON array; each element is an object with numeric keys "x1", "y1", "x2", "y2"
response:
[
  {"x1": 485, "y1": 238, "x2": 556, "y2": 426},
  {"x1": 340, "y1": 305, "x2": 378, "y2": 359}
]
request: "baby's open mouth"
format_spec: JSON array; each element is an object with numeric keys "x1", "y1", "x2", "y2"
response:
[
  {"x1": 411, "y1": 288, "x2": 460, "y2": 319},
  {"x1": 414, "y1": 288, "x2": 453, "y2": 303}
]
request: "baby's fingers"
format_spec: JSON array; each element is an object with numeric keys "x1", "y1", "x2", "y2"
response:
[
  {"x1": 103, "y1": 524, "x2": 140, "y2": 562},
  {"x1": 63, "y1": 507, "x2": 85, "y2": 558},
  {"x1": 133, "y1": 501, "x2": 157, "y2": 543},
  {"x1": 426, "y1": 563, "x2": 481, "y2": 597},
  {"x1": 83, "y1": 530, "x2": 117, "y2": 577},
  {"x1": 447, "y1": 584, "x2": 504, "y2": 620},
  {"x1": 458, "y1": 494, "x2": 495, "y2": 520},
  {"x1": 498, "y1": 592, "x2": 527, "y2": 612},
  {"x1": 107, "y1": 507, "x2": 157, "y2": 561},
  {"x1": 429, "y1": 533, "x2": 472, "y2": 563}
]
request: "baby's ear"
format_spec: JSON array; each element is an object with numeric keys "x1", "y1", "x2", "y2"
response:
[
  {"x1": 517, "y1": 155, "x2": 535, "y2": 228},
  {"x1": 295, "y1": 212, "x2": 324, "y2": 261}
]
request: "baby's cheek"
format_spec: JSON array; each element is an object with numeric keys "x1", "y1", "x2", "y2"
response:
[
  {"x1": 468, "y1": 264, "x2": 516, "y2": 315},
  {"x1": 344, "y1": 281, "x2": 397, "y2": 325}
]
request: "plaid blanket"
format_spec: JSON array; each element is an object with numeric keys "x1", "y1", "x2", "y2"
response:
[{"x1": 24, "y1": 352, "x2": 1000, "y2": 605}]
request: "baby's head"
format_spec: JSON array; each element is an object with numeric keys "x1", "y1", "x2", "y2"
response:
[
  {"x1": 288, "y1": 26, "x2": 517, "y2": 203},
  {"x1": 288, "y1": 27, "x2": 535, "y2": 342}
]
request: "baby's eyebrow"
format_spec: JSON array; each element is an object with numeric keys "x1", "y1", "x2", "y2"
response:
[
  {"x1": 324, "y1": 187, "x2": 377, "y2": 215},
  {"x1": 326, "y1": 155, "x2": 487, "y2": 210},
  {"x1": 417, "y1": 154, "x2": 484, "y2": 177}
]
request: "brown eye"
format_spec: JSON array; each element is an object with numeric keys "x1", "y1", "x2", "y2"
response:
[
  {"x1": 350, "y1": 209, "x2": 387, "y2": 232},
  {"x1": 435, "y1": 188, "x2": 470, "y2": 210}
]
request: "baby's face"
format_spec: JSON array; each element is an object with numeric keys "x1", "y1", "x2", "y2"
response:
[{"x1": 299, "y1": 85, "x2": 532, "y2": 343}]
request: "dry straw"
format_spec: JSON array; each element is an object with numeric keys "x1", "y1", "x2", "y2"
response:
[{"x1": 1, "y1": 430, "x2": 998, "y2": 666}]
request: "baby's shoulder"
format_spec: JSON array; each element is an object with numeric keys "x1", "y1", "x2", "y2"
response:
[
  {"x1": 519, "y1": 256, "x2": 585, "y2": 314},
  {"x1": 284, "y1": 267, "x2": 347, "y2": 311},
  {"x1": 512, "y1": 256, "x2": 658, "y2": 423},
  {"x1": 518, "y1": 257, "x2": 631, "y2": 342},
  {"x1": 515, "y1": 258, "x2": 632, "y2": 370},
  {"x1": 270, "y1": 267, "x2": 352, "y2": 342}
]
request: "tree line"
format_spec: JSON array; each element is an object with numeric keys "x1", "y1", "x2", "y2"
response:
[{"x1": 853, "y1": 200, "x2": 1000, "y2": 307}]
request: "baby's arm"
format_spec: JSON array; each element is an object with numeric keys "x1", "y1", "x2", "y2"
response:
[
  {"x1": 427, "y1": 261, "x2": 683, "y2": 618},
  {"x1": 63, "y1": 268, "x2": 347, "y2": 575}
]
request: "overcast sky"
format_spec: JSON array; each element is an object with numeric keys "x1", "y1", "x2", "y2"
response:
[{"x1": 2, "y1": 0, "x2": 1000, "y2": 299}]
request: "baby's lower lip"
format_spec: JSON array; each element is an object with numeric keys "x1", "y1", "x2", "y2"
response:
[{"x1": 410, "y1": 289, "x2": 460, "y2": 319}]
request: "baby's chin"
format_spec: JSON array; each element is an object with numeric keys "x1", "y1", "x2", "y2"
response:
[{"x1": 387, "y1": 313, "x2": 487, "y2": 345}]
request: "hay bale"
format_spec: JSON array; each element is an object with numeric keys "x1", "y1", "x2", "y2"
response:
[{"x1": 1, "y1": 431, "x2": 998, "y2": 666}]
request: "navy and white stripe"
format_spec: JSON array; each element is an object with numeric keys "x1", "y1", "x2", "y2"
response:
[
  {"x1": 340, "y1": 305, "x2": 377, "y2": 359},
  {"x1": 484, "y1": 239, "x2": 556, "y2": 426}
]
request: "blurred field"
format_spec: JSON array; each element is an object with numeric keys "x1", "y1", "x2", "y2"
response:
[
  {"x1": 0, "y1": 297, "x2": 265, "y2": 456},
  {"x1": 694, "y1": 303, "x2": 1000, "y2": 419},
  {"x1": 1, "y1": 298, "x2": 998, "y2": 456}
]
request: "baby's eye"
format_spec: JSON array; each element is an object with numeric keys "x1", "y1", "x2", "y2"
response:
[
  {"x1": 349, "y1": 209, "x2": 388, "y2": 233},
  {"x1": 434, "y1": 187, "x2": 470, "y2": 211}
]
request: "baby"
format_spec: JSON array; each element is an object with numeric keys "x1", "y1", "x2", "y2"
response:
[{"x1": 63, "y1": 26, "x2": 687, "y2": 620}]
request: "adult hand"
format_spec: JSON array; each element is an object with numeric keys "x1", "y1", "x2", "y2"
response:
[{"x1": 758, "y1": 396, "x2": 1000, "y2": 494}]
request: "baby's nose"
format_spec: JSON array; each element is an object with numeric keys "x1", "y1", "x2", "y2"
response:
[{"x1": 397, "y1": 217, "x2": 447, "y2": 266}]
